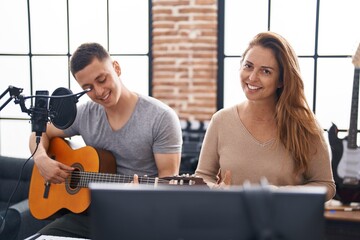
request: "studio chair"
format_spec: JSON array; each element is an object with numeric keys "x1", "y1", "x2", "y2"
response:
[{"x1": 0, "y1": 156, "x2": 49, "y2": 240}]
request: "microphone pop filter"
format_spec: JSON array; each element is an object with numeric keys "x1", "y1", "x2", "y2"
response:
[{"x1": 49, "y1": 87, "x2": 77, "y2": 130}]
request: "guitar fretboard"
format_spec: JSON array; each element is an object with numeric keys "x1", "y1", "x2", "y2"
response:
[
  {"x1": 69, "y1": 171, "x2": 170, "y2": 188},
  {"x1": 348, "y1": 68, "x2": 360, "y2": 149}
]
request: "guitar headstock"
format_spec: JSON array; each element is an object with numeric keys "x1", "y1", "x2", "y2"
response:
[
  {"x1": 352, "y1": 43, "x2": 360, "y2": 68},
  {"x1": 162, "y1": 174, "x2": 207, "y2": 186}
]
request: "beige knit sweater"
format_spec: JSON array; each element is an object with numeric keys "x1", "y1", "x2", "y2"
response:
[{"x1": 195, "y1": 105, "x2": 336, "y2": 201}]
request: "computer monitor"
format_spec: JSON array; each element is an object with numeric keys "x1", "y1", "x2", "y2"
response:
[{"x1": 89, "y1": 183, "x2": 326, "y2": 240}]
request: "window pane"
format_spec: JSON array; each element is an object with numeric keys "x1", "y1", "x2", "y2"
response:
[
  {"x1": 316, "y1": 58, "x2": 355, "y2": 130},
  {"x1": 69, "y1": 0, "x2": 108, "y2": 53},
  {"x1": 114, "y1": 56, "x2": 149, "y2": 96},
  {"x1": 298, "y1": 58, "x2": 314, "y2": 111},
  {"x1": 109, "y1": 0, "x2": 149, "y2": 54},
  {"x1": 30, "y1": 0, "x2": 68, "y2": 53},
  {"x1": 224, "y1": 57, "x2": 245, "y2": 107},
  {"x1": 0, "y1": 56, "x2": 31, "y2": 118},
  {"x1": 0, "y1": 120, "x2": 31, "y2": 158},
  {"x1": 32, "y1": 56, "x2": 69, "y2": 94},
  {"x1": 224, "y1": 0, "x2": 268, "y2": 56},
  {"x1": 0, "y1": 1, "x2": 29, "y2": 53},
  {"x1": 271, "y1": 0, "x2": 316, "y2": 55},
  {"x1": 318, "y1": 0, "x2": 360, "y2": 55}
]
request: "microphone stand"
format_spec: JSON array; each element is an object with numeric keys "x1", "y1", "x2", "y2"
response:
[
  {"x1": 0, "y1": 85, "x2": 33, "y2": 117},
  {"x1": 0, "y1": 86, "x2": 44, "y2": 141},
  {"x1": 0, "y1": 85, "x2": 90, "y2": 235},
  {"x1": 1, "y1": 85, "x2": 91, "y2": 128},
  {"x1": 0, "y1": 85, "x2": 25, "y2": 112}
]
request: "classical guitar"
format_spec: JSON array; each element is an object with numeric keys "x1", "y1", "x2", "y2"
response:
[
  {"x1": 328, "y1": 43, "x2": 360, "y2": 204},
  {"x1": 29, "y1": 137, "x2": 206, "y2": 220}
]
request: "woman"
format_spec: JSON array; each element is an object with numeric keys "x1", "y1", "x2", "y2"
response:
[{"x1": 195, "y1": 31, "x2": 335, "y2": 201}]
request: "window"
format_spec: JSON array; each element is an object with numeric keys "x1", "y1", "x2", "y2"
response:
[
  {"x1": 218, "y1": 0, "x2": 360, "y2": 140},
  {"x1": 0, "y1": 0, "x2": 150, "y2": 157}
]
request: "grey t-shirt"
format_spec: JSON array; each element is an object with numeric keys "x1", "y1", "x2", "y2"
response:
[{"x1": 63, "y1": 94, "x2": 182, "y2": 176}]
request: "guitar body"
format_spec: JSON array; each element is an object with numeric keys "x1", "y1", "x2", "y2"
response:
[
  {"x1": 328, "y1": 123, "x2": 360, "y2": 204},
  {"x1": 29, "y1": 137, "x2": 116, "y2": 220}
]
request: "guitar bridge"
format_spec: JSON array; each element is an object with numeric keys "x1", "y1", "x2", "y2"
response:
[{"x1": 43, "y1": 181, "x2": 51, "y2": 198}]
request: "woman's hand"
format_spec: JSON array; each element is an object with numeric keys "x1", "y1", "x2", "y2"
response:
[
  {"x1": 215, "y1": 170, "x2": 232, "y2": 189},
  {"x1": 132, "y1": 174, "x2": 139, "y2": 184}
]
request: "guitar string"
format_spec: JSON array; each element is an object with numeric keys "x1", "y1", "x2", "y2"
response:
[{"x1": 61, "y1": 171, "x2": 200, "y2": 187}]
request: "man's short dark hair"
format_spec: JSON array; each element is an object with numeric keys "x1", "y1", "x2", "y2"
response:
[{"x1": 70, "y1": 42, "x2": 110, "y2": 76}]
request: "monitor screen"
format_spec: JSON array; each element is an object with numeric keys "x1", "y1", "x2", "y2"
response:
[{"x1": 89, "y1": 184, "x2": 326, "y2": 240}]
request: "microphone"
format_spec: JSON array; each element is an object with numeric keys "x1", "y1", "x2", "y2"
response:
[
  {"x1": 31, "y1": 90, "x2": 49, "y2": 137},
  {"x1": 26, "y1": 87, "x2": 90, "y2": 136}
]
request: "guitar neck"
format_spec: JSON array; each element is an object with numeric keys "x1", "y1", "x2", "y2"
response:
[
  {"x1": 72, "y1": 171, "x2": 168, "y2": 188},
  {"x1": 348, "y1": 68, "x2": 360, "y2": 149}
]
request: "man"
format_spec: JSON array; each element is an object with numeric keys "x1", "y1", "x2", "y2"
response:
[{"x1": 29, "y1": 42, "x2": 182, "y2": 238}]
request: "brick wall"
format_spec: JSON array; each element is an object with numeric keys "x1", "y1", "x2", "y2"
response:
[{"x1": 152, "y1": 0, "x2": 218, "y2": 121}]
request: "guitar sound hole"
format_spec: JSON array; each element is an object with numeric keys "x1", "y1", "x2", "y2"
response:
[
  {"x1": 65, "y1": 163, "x2": 83, "y2": 195},
  {"x1": 69, "y1": 169, "x2": 80, "y2": 189}
]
